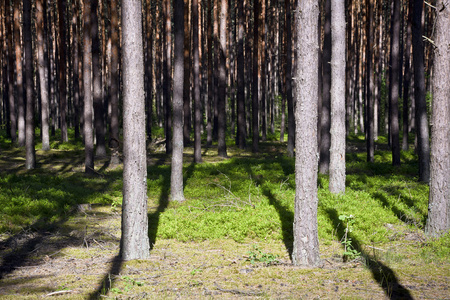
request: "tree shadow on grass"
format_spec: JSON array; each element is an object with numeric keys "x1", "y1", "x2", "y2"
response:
[
  {"x1": 325, "y1": 208, "x2": 413, "y2": 300},
  {"x1": 262, "y1": 187, "x2": 294, "y2": 259}
]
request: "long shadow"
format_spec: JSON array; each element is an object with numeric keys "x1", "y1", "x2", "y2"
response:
[
  {"x1": 88, "y1": 255, "x2": 122, "y2": 300},
  {"x1": 325, "y1": 208, "x2": 413, "y2": 299},
  {"x1": 262, "y1": 187, "x2": 294, "y2": 259},
  {"x1": 148, "y1": 163, "x2": 170, "y2": 250},
  {"x1": 243, "y1": 163, "x2": 294, "y2": 258}
]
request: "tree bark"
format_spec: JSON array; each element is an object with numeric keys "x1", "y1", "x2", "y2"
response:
[
  {"x1": 319, "y1": 0, "x2": 331, "y2": 173},
  {"x1": 193, "y1": 0, "x2": 202, "y2": 163},
  {"x1": 171, "y1": 0, "x2": 185, "y2": 202},
  {"x1": 285, "y1": 0, "x2": 294, "y2": 157},
  {"x1": 183, "y1": 0, "x2": 191, "y2": 145},
  {"x1": 57, "y1": 0, "x2": 68, "y2": 143},
  {"x1": 412, "y1": 0, "x2": 430, "y2": 182},
  {"x1": 36, "y1": 0, "x2": 50, "y2": 150},
  {"x1": 292, "y1": 0, "x2": 320, "y2": 267},
  {"x1": 121, "y1": 0, "x2": 150, "y2": 260},
  {"x1": 83, "y1": 0, "x2": 94, "y2": 174},
  {"x1": 110, "y1": 0, "x2": 120, "y2": 166},
  {"x1": 389, "y1": 0, "x2": 401, "y2": 166},
  {"x1": 425, "y1": 0, "x2": 450, "y2": 237},
  {"x1": 236, "y1": 0, "x2": 246, "y2": 149},
  {"x1": 218, "y1": 0, "x2": 228, "y2": 157},
  {"x1": 329, "y1": 0, "x2": 346, "y2": 194},
  {"x1": 24, "y1": 0, "x2": 35, "y2": 169},
  {"x1": 163, "y1": 0, "x2": 172, "y2": 154},
  {"x1": 6, "y1": 0, "x2": 16, "y2": 144},
  {"x1": 366, "y1": 0, "x2": 374, "y2": 163},
  {"x1": 14, "y1": 1, "x2": 25, "y2": 147}
]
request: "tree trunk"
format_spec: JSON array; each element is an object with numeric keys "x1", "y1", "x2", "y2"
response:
[
  {"x1": 183, "y1": 0, "x2": 191, "y2": 145},
  {"x1": 252, "y1": 0, "x2": 260, "y2": 153},
  {"x1": 285, "y1": 0, "x2": 294, "y2": 157},
  {"x1": 91, "y1": 0, "x2": 106, "y2": 157},
  {"x1": 218, "y1": 0, "x2": 228, "y2": 157},
  {"x1": 171, "y1": 0, "x2": 185, "y2": 202},
  {"x1": 193, "y1": 0, "x2": 202, "y2": 163},
  {"x1": 402, "y1": 0, "x2": 412, "y2": 151},
  {"x1": 121, "y1": 0, "x2": 150, "y2": 260},
  {"x1": 412, "y1": 0, "x2": 430, "y2": 182},
  {"x1": 14, "y1": 1, "x2": 25, "y2": 147},
  {"x1": 163, "y1": 0, "x2": 172, "y2": 154},
  {"x1": 366, "y1": 0, "x2": 374, "y2": 163},
  {"x1": 109, "y1": 0, "x2": 120, "y2": 166},
  {"x1": 24, "y1": 0, "x2": 35, "y2": 169},
  {"x1": 6, "y1": 0, "x2": 16, "y2": 144},
  {"x1": 319, "y1": 0, "x2": 331, "y2": 173},
  {"x1": 57, "y1": 0, "x2": 68, "y2": 143},
  {"x1": 83, "y1": 0, "x2": 94, "y2": 174},
  {"x1": 389, "y1": 0, "x2": 401, "y2": 166},
  {"x1": 236, "y1": 0, "x2": 246, "y2": 149},
  {"x1": 329, "y1": 0, "x2": 346, "y2": 194},
  {"x1": 72, "y1": 0, "x2": 80, "y2": 140},
  {"x1": 292, "y1": 0, "x2": 320, "y2": 267},
  {"x1": 425, "y1": 0, "x2": 450, "y2": 237}
]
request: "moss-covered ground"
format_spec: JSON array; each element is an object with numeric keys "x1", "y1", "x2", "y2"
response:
[{"x1": 0, "y1": 131, "x2": 448, "y2": 299}]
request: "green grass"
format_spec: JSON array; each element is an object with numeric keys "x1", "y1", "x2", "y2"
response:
[{"x1": 0, "y1": 131, "x2": 447, "y2": 264}]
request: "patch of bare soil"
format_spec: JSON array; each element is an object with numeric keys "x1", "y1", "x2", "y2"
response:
[{"x1": 0, "y1": 205, "x2": 448, "y2": 299}]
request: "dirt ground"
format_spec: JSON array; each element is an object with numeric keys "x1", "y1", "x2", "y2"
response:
[{"x1": 0, "y1": 204, "x2": 448, "y2": 300}]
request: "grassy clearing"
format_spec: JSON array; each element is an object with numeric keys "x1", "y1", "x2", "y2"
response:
[{"x1": 0, "y1": 131, "x2": 448, "y2": 299}]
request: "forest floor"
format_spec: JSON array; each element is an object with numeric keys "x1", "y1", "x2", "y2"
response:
[{"x1": 0, "y1": 137, "x2": 449, "y2": 299}]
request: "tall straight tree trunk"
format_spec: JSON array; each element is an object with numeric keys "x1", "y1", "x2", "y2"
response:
[
  {"x1": 402, "y1": 0, "x2": 412, "y2": 151},
  {"x1": 91, "y1": 0, "x2": 106, "y2": 156},
  {"x1": 319, "y1": 0, "x2": 331, "y2": 173},
  {"x1": 171, "y1": 0, "x2": 185, "y2": 202},
  {"x1": 110, "y1": 0, "x2": 120, "y2": 166},
  {"x1": 389, "y1": 0, "x2": 401, "y2": 166},
  {"x1": 183, "y1": 0, "x2": 191, "y2": 145},
  {"x1": 412, "y1": 0, "x2": 430, "y2": 182},
  {"x1": 236, "y1": 0, "x2": 246, "y2": 149},
  {"x1": 329, "y1": 0, "x2": 346, "y2": 193},
  {"x1": 57, "y1": 0, "x2": 68, "y2": 142},
  {"x1": 24, "y1": 0, "x2": 35, "y2": 170},
  {"x1": 72, "y1": 0, "x2": 80, "y2": 140},
  {"x1": 6, "y1": 0, "x2": 16, "y2": 144},
  {"x1": 218, "y1": 0, "x2": 228, "y2": 157},
  {"x1": 193, "y1": 0, "x2": 202, "y2": 162},
  {"x1": 252, "y1": 0, "x2": 260, "y2": 153},
  {"x1": 285, "y1": 0, "x2": 294, "y2": 157},
  {"x1": 14, "y1": 0, "x2": 25, "y2": 147},
  {"x1": 293, "y1": 0, "x2": 320, "y2": 267},
  {"x1": 83, "y1": 0, "x2": 94, "y2": 174},
  {"x1": 425, "y1": 0, "x2": 450, "y2": 237},
  {"x1": 121, "y1": 0, "x2": 150, "y2": 260},
  {"x1": 206, "y1": 0, "x2": 213, "y2": 147},
  {"x1": 260, "y1": 0, "x2": 267, "y2": 142},
  {"x1": 279, "y1": 2, "x2": 286, "y2": 143},
  {"x1": 36, "y1": 0, "x2": 50, "y2": 150},
  {"x1": 163, "y1": 0, "x2": 172, "y2": 154},
  {"x1": 366, "y1": 0, "x2": 374, "y2": 163}
]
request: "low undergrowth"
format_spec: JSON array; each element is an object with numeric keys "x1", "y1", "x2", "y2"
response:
[{"x1": 0, "y1": 132, "x2": 448, "y2": 298}]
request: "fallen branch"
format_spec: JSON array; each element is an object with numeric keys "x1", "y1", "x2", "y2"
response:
[{"x1": 45, "y1": 290, "x2": 73, "y2": 297}]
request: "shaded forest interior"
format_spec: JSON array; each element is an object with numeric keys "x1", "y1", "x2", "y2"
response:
[{"x1": 0, "y1": 0, "x2": 437, "y2": 168}]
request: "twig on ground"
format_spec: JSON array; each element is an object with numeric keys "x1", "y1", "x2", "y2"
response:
[{"x1": 45, "y1": 290, "x2": 73, "y2": 297}]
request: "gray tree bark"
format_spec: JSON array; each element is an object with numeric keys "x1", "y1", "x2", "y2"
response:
[
  {"x1": 389, "y1": 0, "x2": 401, "y2": 166},
  {"x1": 412, "y1": 0, "x2": 430, "y2": 182},
  {"x1": 425, "y1": 0, "x2": 450, "y2": 237},
  {"x1": 24, "y1": 0, "x2": 35, "y2": 170},
  {"x1": 83, "y1": 0, "x2": 94, "y2": 174},
  {"x1": 292, "y1": 0, "x2": 320, "y2": 267},
  {"x1": 14, "y1": 1, "x2": 25, "y2": 147},
  {"x1": 329, "y1": 0, "x2": 346, "y2": 194},
  {"x1": 57, "y1": 0, "x2": 68, "y2": 143},
  {"x1": 121, "y1": 0, "x2": 150, "y2": 260},
  {"x1": 319, "y1": 0, "x2": 331, "y2": 173},
  {"x1": 171, "y1": 0, "x2": 185, "y2": 202},
  {"x1": 193, "y1": 0, "x2": 202, "y2": 163},
  {"x1": 36, "y1": 0, "x2": 50, "y2": 151},
  {"x1": 218, "y1": 0, "x2": 228, "y2": 157}
]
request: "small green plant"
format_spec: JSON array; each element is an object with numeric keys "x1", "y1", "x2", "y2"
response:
[
  {"x1": 339, "y1": 214, "x2": 361, "y2": 261},
  {"x1": 246, "y1": 245, "x2": 279, "y2": 265}
]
